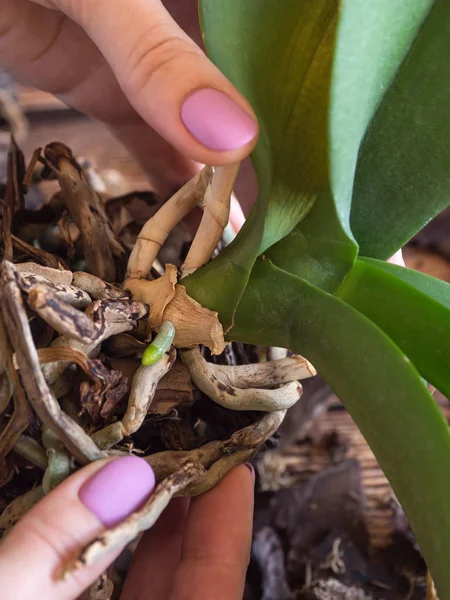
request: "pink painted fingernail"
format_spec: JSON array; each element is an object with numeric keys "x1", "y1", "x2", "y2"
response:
[
  {"x1": 245, "y1": 462, "x2": 255, "y2": 483},
  {"x1": 79, "y1": 456, "x2": 156, "y2": 527},
  {"x1": 181, "y1": 89, "x2": 258, "y2": 151}
]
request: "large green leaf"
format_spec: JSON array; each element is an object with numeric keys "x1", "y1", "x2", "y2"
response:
[
  {"x1": 186, "y1": 0, "x2": 341, "y2": 327},
  {"x1": 201, "y1": 0, "x2": 338, "y2": 251},
  {"x1": 267, "y1": 0, "x2": 432, "y2": 290},
  {"x1": 351, "y1": 0, "x2": 450, "y2": 259},
  {"x1": 329, "y1": 0, "x2": 433, "y2": 227},
  {"x1": 265, "y1": 186, "x2": 355, "y2": 292},
  {"x1": 359, "y1": 257, "x2": 450, "y2": 309},
  {"x1": 229, "y1": 258, "x2": 450, "y2": 596},
  {"x1": 337, "y1": 258, "x2": 450, "y2": 397}
]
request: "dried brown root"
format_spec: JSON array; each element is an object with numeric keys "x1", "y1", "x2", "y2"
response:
[
  {"x1": 126, "y1": 166, "x2": 213, "y2": 279},
  {"x1": 227, "y1": 409, "x2": 287, "y2": 448},
  {"x1": 1, "y1": 261, "x2": 106, "y2": 464},
  {"x1": 2, "y1": 138, "x2": 24, "y2": 262},
  {"x1": 27, "y1": 286, "x2": 99, "y2": 343},
  {"x1": 0, "y1": 486, "x2": 45, "y2": 538},
  {"x1": 42, "y1": 426, "x2": 71, "y2": 493},
  {"x1": 179, "y1": 410, "x2": 286, "y2": 496},
  {"x1": 67, "y1": 461, "x2": 204, "y2": 573},
  {"x1": 72, "y1": 272, "x2": 128, "y2": 301},
  {"x1": 92, "y1": 348, "x2": 176, "y2": 449},
  {"x1": 14, "y1": 262, "x2": 73, "y2": 285},
  {"x1": 0, "y1": 333, "x2": 30, "y2": 483},
  {"x1": 11, "y1": 233, "x2": 68, "y2": 269},
  {"x1": 41, "y1": 300, "x2": 147, "y2": 385},
  {"x1": 181, "y1": 347, "x2": 302, "y2": 411},
  {"x1": 20, "y1": 276, "x2": 91, "y2": 309},
  {"x1": 181, "y1": 163, "x2": 240, "y2": 277},
  {"x1": 211, "y1": 355, "x2": 316, "y2": 388},
  {"x1": 13, "y1": 434, "x2": 48, "y2": 470},
  {"x1": 122, "y1": 348, "x2": 176, "y2": 436},
  {"x1": 43, "y1": 143, "x2": 125, "y2": 282},
  {"x1": 88, "y1": 573, "x2": 114, "y2": 600},
  {"x1": 182, "y1": 449, "x2": 253, "y2": 497},
  {"x1": 145, "y1": 440, "x2": 224, "y2": 481},
  {"x1": 0, "y1": 372, "x2": 12, "y2": 415},
  {"x1": 146, "y1": 410, "x2": 286, "y2": 497}
]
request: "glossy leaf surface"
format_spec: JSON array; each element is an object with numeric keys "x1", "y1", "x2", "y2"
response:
[
  {"x1": 351, "y1": 0, "x2": 450, "y2": 258},
  {"x1": 229, "y1": 258, "x2": 450, "y2": 596},
  {"x1": 338, "y1": 258, "x2": 450, "y2": 397}
]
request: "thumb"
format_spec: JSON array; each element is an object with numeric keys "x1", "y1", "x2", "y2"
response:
[
  {"x1": 0, "y1": 456, "x2": 155, "y2": 600},
  {"x1": 56, "y1": 0, "x2": 259, "y2": 165}
]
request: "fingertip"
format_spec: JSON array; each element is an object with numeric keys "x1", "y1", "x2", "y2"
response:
[
  {"x1": 180, "y1": 87, "x2": 259, "y2": 154},
  {"x1": 244, "y1": 462, "x2": 256, "y2": 485},
  {"x1": 79, "y1": 456, "x2": 156, "y2": 528},
  {"x1": 71, "y1": 0, "x2": 259, "y2": 165}
]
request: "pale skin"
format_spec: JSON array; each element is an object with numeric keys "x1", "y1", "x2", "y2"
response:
[
  {"x1": 0, "y1": 461, "x2": 255, "y2": 600},
  {"x1": 0, "y1": 0, "x2": 256, "y2": 597}
]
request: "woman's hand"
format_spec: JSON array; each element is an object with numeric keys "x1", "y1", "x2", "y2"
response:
[
  {"x1": 0, "y1": 0, "x2": 258, "y2": 196},
  {"x1": 0, "y1": 456, "x2": 255, "y2": 600}
]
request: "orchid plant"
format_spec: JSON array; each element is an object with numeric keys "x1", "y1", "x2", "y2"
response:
[{"x1": 181, "y1": 0, "x2": 450, "y2": 595}]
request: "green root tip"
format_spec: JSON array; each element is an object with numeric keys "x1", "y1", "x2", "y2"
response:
[
  {"x1": 141, "y1": 346, "x2": 164, "y2": 366},
  {"x1": 141, "y1": 320, "x2": 175, "y2": 366}
]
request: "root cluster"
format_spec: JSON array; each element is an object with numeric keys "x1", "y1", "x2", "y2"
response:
[{"x1": 0, "y1": 138, "x2": 316, "y2": 586}]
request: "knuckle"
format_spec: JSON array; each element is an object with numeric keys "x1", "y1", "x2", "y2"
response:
[{"x1": 124, "y1": 30, "x2": 201, "y2": 94}]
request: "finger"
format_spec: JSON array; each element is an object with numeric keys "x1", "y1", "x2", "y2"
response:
[
  {"x1": 388, "y1": 249, "x2": 406, "y2": 267},
  {"x1": 54, "y1": 0, "x2": 259, "y2": 165},
  {"x1": 0, "y1": 456, "x2": 155, "y2": 600},
  {"x1": 229, "y1": 193, "x2": 246, "y2": 233},
  {"x1": 0, "y1": 0, "x2": 197, "y2": 196},
  {"x1": 170, "y1": 464, "x2": 255, "y2": 600},
  {"x1": 111, "y1": 119, "x2": 199, "y2": 197},
  {"x1": 120, "y1": 498, "x2": 190, "y2": 600}
]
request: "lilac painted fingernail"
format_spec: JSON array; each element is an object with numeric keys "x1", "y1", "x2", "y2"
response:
[
  {"x1": 79, "y1": 456, "x2": 156, "y2": 527},
  {"x1": 245, "y1": 462, "x2": 255, "y2": 483},
  {"x1": 181, "y1": 88, "x2": 258, "y2": 151}
]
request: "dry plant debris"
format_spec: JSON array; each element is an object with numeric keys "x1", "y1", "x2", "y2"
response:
[{"x1": 0, "y1": 137, "x2": 311, "y2": 590}]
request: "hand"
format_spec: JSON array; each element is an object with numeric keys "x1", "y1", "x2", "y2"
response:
[
  {"x1": 0, "y1": 457, "x2": 255, "y2": 600},
  {"x1": 0, "y1": 0, "x2": 258, "y2": 197}
]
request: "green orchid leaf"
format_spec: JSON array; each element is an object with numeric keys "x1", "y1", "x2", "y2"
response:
[
  {"x1": 189, "y1": 0, "x2": 432, "y2": 308},
  {"x1": 201, "y1": 0, "x2": 338, "y2": 251},
  {"x1": 358, "y1": 257, "x2": 450, "y2": 309},
  {"x1": 351, "y1": 0, "x2": 450, "y2": 259},
  {"x1": 267, "y1": 0, "x2": 432, "y2": 290},
  {"x1": 329, "y1": 0, "x2": 433, "y2": 227},
  {"x1": 229, "y1": 258, "x2": 450, "y2": 596},
  {"x1": 337, "y1": 258, "x2": 450, "y2": 397},
  {"x1": 186, "y1": 0, "x2": 341, "y2": 327},
  {"x1": 265, "y1": 186, "x2": 356, "y2": 292}
]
